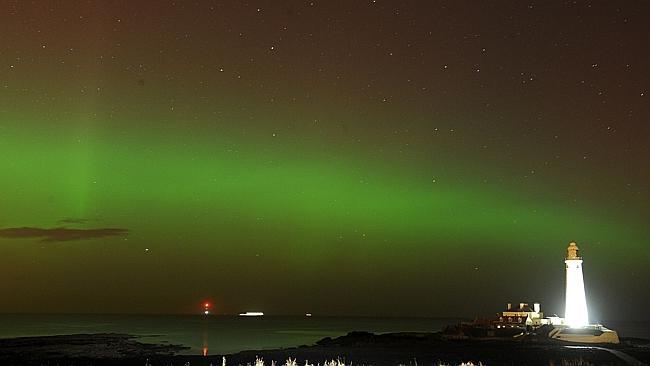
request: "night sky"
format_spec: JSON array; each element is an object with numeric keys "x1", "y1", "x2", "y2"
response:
[{"x1": 1, "y1": 1, "x2": 649, "y2": 320}]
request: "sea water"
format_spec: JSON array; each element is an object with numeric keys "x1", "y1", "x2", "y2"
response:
[
  {"x1": 0, "y1": 314, "x2": 647, "y2": 355},
  {"x1": 0, "y1": 314, "x2": 462, "y2": 354}
]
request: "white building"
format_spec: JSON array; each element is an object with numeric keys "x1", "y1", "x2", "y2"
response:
[{"x1": 497, "y1": 302, "x2": 543, "y2": 327}]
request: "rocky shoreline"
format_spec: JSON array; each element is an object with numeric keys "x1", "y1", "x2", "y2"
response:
[{"x1": 1, "y1": 332, "x2": 649, "y2": 366}]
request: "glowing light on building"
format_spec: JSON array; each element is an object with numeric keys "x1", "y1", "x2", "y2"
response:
[
  {"x1": 239, "y1": 311, "x2": 264, "y2": 317},
  {"x1": 564, "y1": 242, "x2": 589, "y2": 328}
]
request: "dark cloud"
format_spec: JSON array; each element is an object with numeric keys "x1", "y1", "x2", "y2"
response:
[
  {"x1": 57, "y1": 218, "x2": 95, "y2": 225},
  {"x1": 0, "y1": 227, "x2": 128, "y2": 242}
]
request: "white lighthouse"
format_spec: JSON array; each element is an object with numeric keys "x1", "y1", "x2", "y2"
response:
[
  {"x1": 547, "y1": 242, "x2": 619, "y2": 343},
  {"x1": 564, "y1": 242, "x2": 589, "y2": 328}
]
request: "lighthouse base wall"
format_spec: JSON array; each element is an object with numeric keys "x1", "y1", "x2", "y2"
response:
[{"x1": 549, "y1": 324, "x2": 620, "y2": 344}]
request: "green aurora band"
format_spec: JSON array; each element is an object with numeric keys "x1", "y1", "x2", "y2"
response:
[
  {"x1": 1, "y1": 105, "x2": 647, "y2": 316},
  {"x1": 2, "y1": 119, "x2": 643, "y2": 246}
]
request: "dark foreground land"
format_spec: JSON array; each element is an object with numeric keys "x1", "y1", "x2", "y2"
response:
[{"x1": 1, "y1": 332, "x2": 649, "y2": 366}]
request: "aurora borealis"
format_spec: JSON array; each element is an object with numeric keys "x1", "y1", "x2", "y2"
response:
[{"x1": 1, "y1": 1, "x2": 649, "y2": 319}]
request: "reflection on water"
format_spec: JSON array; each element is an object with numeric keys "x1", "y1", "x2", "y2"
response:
[{"x1": 202, "y1": 327, "x2": 209, "y2": 356}]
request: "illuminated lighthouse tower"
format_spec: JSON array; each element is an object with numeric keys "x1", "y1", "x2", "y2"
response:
[{"x1": 564, "y1": 242, "x2": 589, "y2": 327}]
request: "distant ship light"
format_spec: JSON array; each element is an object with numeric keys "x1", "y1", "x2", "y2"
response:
[{"x1": 239, "y1": 311, "x2": 264, "y2": 317}]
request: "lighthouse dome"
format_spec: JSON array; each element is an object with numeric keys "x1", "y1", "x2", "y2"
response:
[{"x1": 566, "y1": 242, "x2": 581, "y2": 260}]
